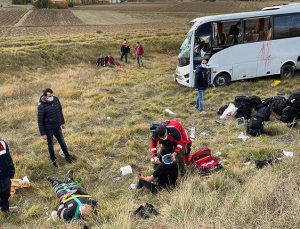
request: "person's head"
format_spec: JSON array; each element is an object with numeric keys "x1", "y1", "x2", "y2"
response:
[
  {"x1": 42, "y1": 88, "x2": 54, "y2": 102},
  {"x1": 155, "y1": 125, "x2": 167, "y2": 140},
  {"x1": 79, "y1": 204, "x2": 93, "y2": 219},
  {"x1": 201, "y1": 59, "x2": 208, "y2": 68},
  {"x1": 162, "y1": 154, "x2": 173, "y2": 165},
  {"x1": 236, "y1": 21, "x2": 241, "y2": 28},
  {"x1": 137, "y1": 41, "x2": 140, "y2": 45}
]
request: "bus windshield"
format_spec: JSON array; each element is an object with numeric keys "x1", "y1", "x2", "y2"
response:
[{"x1": 178, "y1": 33, "x2": 191, "y2": 67}]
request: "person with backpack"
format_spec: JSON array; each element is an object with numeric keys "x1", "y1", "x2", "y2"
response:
[
  {"x1": 47, "y1": 170, "x2": 97, "y2": 221},
  {"x1": 0, "y1": 139, "x2": 15, "y2": 214},
  {"x1": 149, "y1": 120, "x2": 192, "y2": 176},
  {"x1": 135, "y1": 41, "x2": 144, "y2": 68},
  {"x1": 120, "y1": 39, "x2": 130, "y2": 63},
  {"x1": 37, "y1": 88, "x2": 74, "y2": 167},
  {"x1": 194, "y1": 59, "x2": 209, "y2": 112},
  {"x1": 136, "y1": 151, "x2": 178, "y2": 195}
]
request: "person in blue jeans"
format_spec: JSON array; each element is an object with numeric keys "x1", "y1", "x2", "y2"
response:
[
  {"x1": 194, "y1": 59, "x2": 209, "y2": 112},
  {"x1": 37, "y1": 88, "x2": 74, "y2": 167}
]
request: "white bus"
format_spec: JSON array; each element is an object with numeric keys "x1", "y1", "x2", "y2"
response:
[{"x1": 174, "y1": 3, "x2": 300, "y2": 87}]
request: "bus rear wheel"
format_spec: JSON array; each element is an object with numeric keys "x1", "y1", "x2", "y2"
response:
[
  {"x1": 213, "y1": 73, "x2": 230, "y2": 87},
  {"x1": 280, "y1": 64, "x2": 295, "y2": 78}
]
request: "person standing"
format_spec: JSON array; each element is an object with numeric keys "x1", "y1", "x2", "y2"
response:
[
  {"x1": 37, "y1": 88, "x2": 73, "y2": 167},
  {"x1": 120, "y1": 39, "x2": 130, "y2": 63},
  {"x1": 0, "y1": 139, "x2": 15, "y2": 213},
  {"x1": 135, "y1": 41, "x2": 144, "y2": 68},
  {"x1": 194, "y1": 59, "x2": 209, "y2": 112}
]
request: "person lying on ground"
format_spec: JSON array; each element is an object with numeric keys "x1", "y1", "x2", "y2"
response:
[
  {"x1": 137, "y1": 151, "x2": 178, "y2": 195},
  {"x1": 0, "y1": 139, "x2": 15, "y2": 214},
  {"x1": 150, "y1": 120, "x2": 192, "y2": 176},
  {"x1": 47, "y1": 170, "x2": 97, "y2": 221},
  {"x1": 96, "y1": 55, "x2": 105, "y2": 67}
]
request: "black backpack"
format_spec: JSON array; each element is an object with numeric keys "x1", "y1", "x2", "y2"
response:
[
  {"x1": 247, "y1": 116, "x2": 264, "y2": 136},
  {"x1": 271, "y1": 96, "x2": 287, "y2": 116},
  {"x1": 256, "y1": 106, "x2": 271, "y2": 121},
  {"x1": 249, "y1": 96, "x2": 262, "y2": 108},
  {"x1": 287, "y1": 93, "x2": 300, "y2": 109},
  {"x1": 235, "y1": 102, "x2": 252, "y2": 119},
  {"x1": 280, "y1": 106, "x2": 300, "y2": 123}
]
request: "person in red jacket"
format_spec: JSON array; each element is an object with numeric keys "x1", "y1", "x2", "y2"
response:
[
  {"x1": 149, "y1": 120, "x2": 192, "y2": 176},
  {"x1": 134, "y1": 41, "x2": 144, "y2": 68}
]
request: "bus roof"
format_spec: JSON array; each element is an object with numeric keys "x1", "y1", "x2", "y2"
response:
[{"x1": 189, "y1": 3, "x2": 300, "y2": 32}]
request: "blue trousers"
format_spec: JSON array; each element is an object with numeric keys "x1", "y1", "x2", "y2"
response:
[
  {"x1": 196, "y1": 89, "x2": 204, "y2": 111},
  {"x1": 46, "y1": 127, "x2": 70, "y2": 162}
]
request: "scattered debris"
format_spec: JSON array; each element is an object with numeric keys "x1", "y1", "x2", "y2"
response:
[
  {"x1": 213, "y1": 151, "x2": 222, "y2": 157},
  {"x1": 238, "y1": 132, "x2": 249, "y2": 142},
  {"x1": 107, "y1": 116, "x2": 111, "y2": 120},
  {"x1": 130, "y1": 183, "x2": 137, "y2": 190},
  {"x1": 187, "y1": 125, "x2": 196, "y2": 141},
  {"x1": 133, "y1": 203, "x2": 159, "y2": 219},
  {"x1": 236, "y1": 117, "x2": 246, "y2": 125},
  {"x1": 215, "y1": 120, "x2": 225, "y2": 125},
  {"x1": 165, "y1": 108, "x2": 175, "y2": 115},
  {"x1": 220, "y1": 103, "x2": 238, "y2": 120},
  {"x1": 113, "y1": 176, "x2": 121, "y2": 181},
  {"x1": 120, "y1": 165, "x2": 133, "y2": 176},
  {"x1": 11, "y1": 176, "x2": 31, "y2": 195},
  {"x1": 271, "y1": 80, "x2": 281, "y2": 87},
  {"x1": 58, "y1": 149, "x2": 65, "y2": 158},
  {"x1": 243, "y1": 161, "x2": 251, "y2": 165},
  {"x1": 283, "y1": 151, "x2": 294, "y2": 157},
  {"x1": 228, "y1": 143, "x2": 234, "y2": 147}
]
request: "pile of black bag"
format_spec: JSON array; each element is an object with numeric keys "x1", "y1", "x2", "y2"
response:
[{"x1": 218, "y1": 92, "x2": 300, "y2": 136}]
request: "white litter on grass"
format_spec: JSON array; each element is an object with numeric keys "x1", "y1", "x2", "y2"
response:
[
  {"x1": 228, "y1": 143, "x2": 234, "y2": 147},
  {"x1": 165, "y1": 108, "x2": 175, "y2": 115},
  {"x1": 22, "y1": 176, "x2": 30, "y2": 183},
  {"x1": 238, "y1": 132, "x2": 249, "y2": 142},
  {"x1": 58, "y1": 149, "x2": 65, "y2": 158},
  {"x1": 200, "y1": 132, "x2": 207, "y2": 136},
  {"x1": 130, "y1": 183, "x2": 137, "y2": 190},
  {"x1": 107, "y1": 117, "x2": 111, "y2": 120},
  {"x1": 220, "y1": 103, "x2": 238, "y2": 120},
  {"x1": 120, "y1": 165, "x2": 133, "y2": 176},
  {"x1": 214, "y1": 151, "x2": 222, "y2": 157},
  {"x1": 50, "y1": 211, "x2": 58, "y2": 221},
  {"x1": 189, "y1": 126, "x2": 196, "y2": 141},
  {"x1": 283, "y1": 151, "x2": 294, "y2": 157},
  {"x1": 243, "y1": 161, "x2": 251, "y2": 165}
]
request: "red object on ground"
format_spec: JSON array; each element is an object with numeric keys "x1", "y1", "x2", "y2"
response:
[{"x1": 190, "y1": 147, "x2": 221, "y2": 172}]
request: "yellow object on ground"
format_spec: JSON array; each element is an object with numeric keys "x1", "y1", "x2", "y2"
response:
[
  {"x1": 271, "y1": 80, "x2": 281, "y2": 87},
  {"x1": 11, "y1": 177, "x2": 31, "y2": 195}
]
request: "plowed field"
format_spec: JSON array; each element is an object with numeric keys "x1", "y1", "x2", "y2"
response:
[
  {"x1": 21, "y1": 9, "x2": 83, "y2": 26},
  {"x1": 0, "y1": 9, "x2": 28, "y2": 26}
]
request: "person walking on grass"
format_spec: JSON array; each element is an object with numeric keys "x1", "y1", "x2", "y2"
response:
[
  {"x1": 120, "y1": 39, "x2": 130, "y2": 63},
  {"x1": 194, "y1": 59, "x2": 209, "y2": 112},
  {"x1": 0, "y1": 139, "x2": 15, "y2": 214},
  {"x1": 135, "y1": 41, "x2": 144, "y2": 68},
  {"x1": 37, "y1": 88, "x2": 74, "y2": 167}
]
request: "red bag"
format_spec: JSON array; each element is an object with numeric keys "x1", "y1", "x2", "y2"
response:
[{"x1": 190, "y1": 147, "x2": 222, "y2": 175}]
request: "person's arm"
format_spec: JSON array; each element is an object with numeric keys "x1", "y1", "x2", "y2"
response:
[
  {"x1": 149, "y1": 137, "x2": 158, "y2": 157},
  {"x1": 57, "y1": 98, "x2": 65, "y2": 125},
  {"x1": 37, "y1": 103, "x2": 46, "y2": 136},
  {"x1": 139, "y1": 174, "x2": 155, "y2": 183},
  {"x1": 4, "y1": 143, "x2": 15, "y2": 179}
]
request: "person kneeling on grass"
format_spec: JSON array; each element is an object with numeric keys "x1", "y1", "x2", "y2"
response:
[
  {"x1": 137, "y1": 150, "x2": 178, "y2": 195},
  {"x1": 47, "y1": 170, "x2": 97, "y2": 221}
]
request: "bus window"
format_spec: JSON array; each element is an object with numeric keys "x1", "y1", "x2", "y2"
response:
[
  {"x1": 274, "y1": 13, "x2": 300, "y2": 39},
  {"x1": 244, "y1": 17, "x2": 271, "y2": 43},
  {"x1": 178, "y1": 34, "x2": 191, "y2": 67},
  {"x1": 213, "y1": 20, "x2": 241, "y2": 47},
  {"x1": 194, "y1": 23, "x2": 212, "y2": 57}
]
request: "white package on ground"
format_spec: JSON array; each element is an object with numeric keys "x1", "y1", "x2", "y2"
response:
[
  {"x1": 283, "y1": 151, "x2": 294, "y2": 157},
  {"x1": 120, "y1": 165, "x2": 133, "y2": 176},
  {"x1": 220, "y1": 103, "x2": 238, "y2": 120}
]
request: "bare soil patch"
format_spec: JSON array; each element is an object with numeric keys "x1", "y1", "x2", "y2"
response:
[
  {"x1": 0, "y1": 8, "x2": 28, "y2": 27},
  {"x1": 20, "y1": 9, "x2": 83, "y2": 26}
]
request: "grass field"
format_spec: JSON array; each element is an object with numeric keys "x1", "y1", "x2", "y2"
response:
[{"x1": 1, "y1": 1, "x2": 300, "y2": 229}]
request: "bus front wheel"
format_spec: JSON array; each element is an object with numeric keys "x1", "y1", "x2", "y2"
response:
[
  {"x1": 280, "y1": 64, "x2": 295, "y2": 78},
  {"x1": 213, "y1": 73, "x2": 230, "y2": 87}
]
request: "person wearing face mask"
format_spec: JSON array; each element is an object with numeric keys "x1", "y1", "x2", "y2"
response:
[
  {"x1": 149, "y1": 120, "x2": 192, "y2": 176},
  {"x1": 37, "y1": 88, "x2": 74, "y2": 167},
  {"x1": 194, "y1": 59, "x2": 209, "y2": 112}
]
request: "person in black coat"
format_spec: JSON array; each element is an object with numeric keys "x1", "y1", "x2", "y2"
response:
[
  {"x1": 120, "y1": 39, "x2": 130, "y2": 63},
  {"x1": 37, "y1": 88, "x2": 73, "y2": 167},
  {"x1": 194, "y1": 59, "x2": 209, "y2": 112},
  {"x1": 0, "y1": 139, "x2": 15, "y2": 213}
]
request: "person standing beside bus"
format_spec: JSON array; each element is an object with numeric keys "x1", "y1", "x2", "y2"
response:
[{"x1": 194, "y1": 59, "x2": 209, "y2": 112}]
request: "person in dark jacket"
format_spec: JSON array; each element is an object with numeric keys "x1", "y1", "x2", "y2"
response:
[
  {"x1": 194, "y1": 59, "x2": 209, "y2": 112},
  {"x1": 120, "y1": 39, "x2": 130, "y2": 63},
  {"x1": 137, "y1": 150, "x2": 178, "y2": 195},
  {"x1": 37, "y1": 88, "x2": 73, "y2": 167},
  {"x1": 47, "y1": 170, "x2": 97, "y2": 221},
  {"x1": 0, "y1": 139, "x2": 15, "y2": 213}
]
